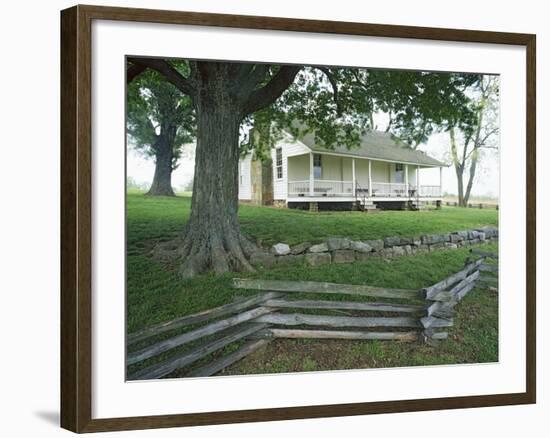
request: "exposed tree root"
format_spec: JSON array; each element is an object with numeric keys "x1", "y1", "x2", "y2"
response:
[
  {"x1": 176, "y1": 227, "x2": 257, "y2": 278},
  {"x1": 150, "y1": 231, "x2": 259, "y2": 278}
]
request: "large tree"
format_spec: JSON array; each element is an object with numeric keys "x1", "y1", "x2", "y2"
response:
[
  {"x1": 127, "y1": 65, "x2": 195, "y2": 196},
  {"x1": 128, "y1": 58, "x2": 478, "y2": 278},
  {"x1": 448, "y1": 76, "x2": 499, "y2": 206}
]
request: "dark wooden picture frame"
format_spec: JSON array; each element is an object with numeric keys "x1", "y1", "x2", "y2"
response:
[{"x1": 60, "y1": 4, "x2": 536, "y2": 433}]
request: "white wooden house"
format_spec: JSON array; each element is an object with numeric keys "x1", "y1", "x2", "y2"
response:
[{"x1": 238, "y1": 129, "x2": 445, "y2": 211}]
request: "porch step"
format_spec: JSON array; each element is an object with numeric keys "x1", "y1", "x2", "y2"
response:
[
  {"x1": 359, "y1": 201, "x2": 378, "y2": 212},
  {"x1": 409, "y1": 201, "x2": 429, "y2": 211}
]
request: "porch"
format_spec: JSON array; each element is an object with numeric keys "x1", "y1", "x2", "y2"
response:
[{"x1": 286, "y1": 152, "x2": 443, "y2": 201}]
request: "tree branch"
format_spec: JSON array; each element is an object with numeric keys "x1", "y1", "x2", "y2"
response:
[
  {"x1": 464, "y1": 141, "x2": 480, "y2": 202},
  {"x1": 461, "y1": 133, "x2": 471, "y2": 166},
  {"x1": 233, "y1": 64, "x2": 270, "y2": 100},
  {"x1": 351, "y1": 69, "x2": 379, "y2": 93},
  {"x1": 385, "y1": 111, "x2": 393, "y2": 132},
  {"x1": 127, "y1": 57, "x2": 196, "y2": 97},
  {"x1": 234, "y1": 63, "x2": 255, "y2": 82},
  {"x1": 242, "y1": 65, "x2": 301, "y2": 115},
  {"x1": 317, "y1": 67, "x2": 343, "y2": 116},
  {"x1": 464, "y1": 147, "x2": 477, "y2": 162},
  {"x1": 127, "y1": 62, "x2": 147, "y2": 84},
  {"x1": 477, "y1": 127, "x2": 499, "y2": 148},
  {"x1": 245, "y1": 65, "x2": 270, "y2": 91},
  {"x1": 449, "y1": 127, "x2": 460, "y2": 167}
]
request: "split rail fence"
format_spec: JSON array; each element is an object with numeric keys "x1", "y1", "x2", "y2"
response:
[{"x1": 127, "y1": 253, "x2": 498, "y2": 380}]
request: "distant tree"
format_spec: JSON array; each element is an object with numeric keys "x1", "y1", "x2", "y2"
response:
[
  {"x1": 126, "y1": 176, "x2": 139, "y2": 190},
  {"x1": 448, "y1": 76, "x2": 499, "y2": 207},
  {"x1": 126, "y1": 176, "x2": 150, "y2": 192},
  {"x1": 127, "y1": 64, "x2": 195, "y2": 196}
]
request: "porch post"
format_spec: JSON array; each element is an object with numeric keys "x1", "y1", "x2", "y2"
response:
[
  {"x1": 405, "y1": 164, "x2": 409, "y2": 196},
  {"x1": 416, "y1": 165, "x2": 420, "y2": 196},
  {"x1": 368, "y1": 159, "x2": 372, "y2": 197},
  {"x1": 439, "y1": 166, "x2": 443, "y2": 197},
  {"x1": 352, "y1": 158, "x2": 356, "y2": 197},
  {"x1": 309, "y1": 152, "x2": 314, "y2": 196}
]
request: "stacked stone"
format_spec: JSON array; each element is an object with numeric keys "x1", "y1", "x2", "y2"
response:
[{"x1": 248, "y1": 226, "x2": 498, "y2": 268}]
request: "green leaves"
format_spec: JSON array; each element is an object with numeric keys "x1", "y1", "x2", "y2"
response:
[
  {"x1": 242, "y1": 65, "x2": 481, "y2": 157},
  {"x1": 128, "y1": 57, "x2": 486, "y2": 165}
]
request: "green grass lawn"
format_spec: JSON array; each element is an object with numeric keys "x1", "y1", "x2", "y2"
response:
[
  {"x1": 126, "y1": 192, "x2": 498, "y2": 377},
  {"x1": 128, "y1": 192, "x2": 498, "y2": 247}
]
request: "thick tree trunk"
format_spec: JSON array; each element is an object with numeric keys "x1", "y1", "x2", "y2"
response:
[
  {"x1": 177, "y1": 73, "x2": 257, "y2": 278},
  {"x1": 146, "y1": 136, "x2": 175, "y2": 196}
]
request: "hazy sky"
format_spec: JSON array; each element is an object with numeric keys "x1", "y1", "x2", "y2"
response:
[
  {"x1": 421, "y1": 130, "x2": 499, "y2": 198},
  {"x1": 127, "y1": 114, "x2": 500, "y2": 198}
]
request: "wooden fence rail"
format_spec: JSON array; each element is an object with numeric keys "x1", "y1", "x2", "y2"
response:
[
  {"x1": 258, "y1": 329, "x2": 421, "y2": 341},
  {"x1": 127, "y1": 306, "x2": 274, "y2": 365},
  {"x1": 127, "y1": 255, "x2": 493, "y2": 380},
  {"x1": 254, "y1": 313, "x2": 427, "y2": 328},
  {"x1": 130, "y1": 323, "x2": 268, "y2": 380},
  {"x1": 233, "y1": 278, "x2": 422, "y2": 300},
  {"x1": 263, "y1": 299, "x2": 424, "y2": 314},
  {"x1": 127, "y1": 292, "x2": 282, "y2": 346}
]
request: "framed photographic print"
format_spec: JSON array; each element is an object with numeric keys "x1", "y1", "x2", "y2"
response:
[{"x1": 60, "y1": 4, "x2": 536, "y2": 433}]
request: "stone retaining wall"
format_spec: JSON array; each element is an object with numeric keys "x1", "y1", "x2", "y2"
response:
[{"x1": 250, "y1": 226, "x2": 498, "y2": 269}]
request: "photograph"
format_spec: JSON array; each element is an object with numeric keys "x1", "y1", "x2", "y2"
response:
[{"x1": 125, "y1": 58, "x2": 501, "y2": 381}]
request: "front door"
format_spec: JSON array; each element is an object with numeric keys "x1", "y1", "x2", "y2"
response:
[{"x1": 395, "y1": 163, "x2": 404, "y2": 183}]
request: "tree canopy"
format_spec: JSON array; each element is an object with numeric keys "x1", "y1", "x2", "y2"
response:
[{"x1": 240, "y1": 66, "x2": 480, "y2": 159}]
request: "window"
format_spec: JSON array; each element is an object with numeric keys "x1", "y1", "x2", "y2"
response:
[
  {"x1": 275, "y1": 148, "x2": 283, "y2": 179},
  {"x1": 313, "y1": 154, "x2": 322, "y2": 179},
  {"x1": 395, "y1": 163, "x2": 404, "y2": 183}
]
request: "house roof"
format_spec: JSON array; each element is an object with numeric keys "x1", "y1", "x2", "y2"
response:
[{"x1": 293, "y1": 129, "x2": 446, "y2": 167}]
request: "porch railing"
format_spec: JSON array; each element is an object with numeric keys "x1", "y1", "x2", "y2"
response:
[
  {"x1": 287, "y1": 180, "x2": 441, "y2": 198},
  {"x1": 288, "y1": 180, "x2": 354, "y2": 197},
  {"x1": 418, "y1": 185, "x2": 442, "y2": 197},
  {"x1": 371, "y1": 182, "x2": 408, "y2": 197},
  {"x1": 287, "y1": 180, "x2": 310, "y2": 197}
]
